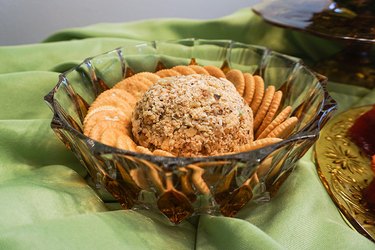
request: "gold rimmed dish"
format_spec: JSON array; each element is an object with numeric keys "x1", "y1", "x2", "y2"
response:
[{"x1": 315, "y1": 105, "x2": 375, "y2": 242}]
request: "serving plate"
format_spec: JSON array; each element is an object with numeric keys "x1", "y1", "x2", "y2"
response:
[{"x1": 315, "y1": 105, "x2": 375, "y2": 242}]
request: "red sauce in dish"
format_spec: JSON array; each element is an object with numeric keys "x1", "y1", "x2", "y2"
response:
[{"x1": 348, "y1": 105, "x2": 375, "y2": 156}]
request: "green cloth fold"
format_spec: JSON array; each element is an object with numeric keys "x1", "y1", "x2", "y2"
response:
[{"x1": 0, "y1": 8, "x2": 374, "y2": 249}]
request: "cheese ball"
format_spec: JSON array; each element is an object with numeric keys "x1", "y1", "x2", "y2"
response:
[{"x1": 131, "y1": 74, "x2": 253, "y2": 157}]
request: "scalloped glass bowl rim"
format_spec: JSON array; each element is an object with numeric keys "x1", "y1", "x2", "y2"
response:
[{"x1": 45, "y1": 38, "x2": 335, "y2": 169}]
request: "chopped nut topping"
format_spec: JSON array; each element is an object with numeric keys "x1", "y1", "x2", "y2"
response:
[{"x1": 132, "y1": 74, "x2": 254, "y2": 157}]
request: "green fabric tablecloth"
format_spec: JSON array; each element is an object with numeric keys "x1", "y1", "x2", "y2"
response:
[{"x1": 0, "y1": 8, "x2": 374, "y2": 249}]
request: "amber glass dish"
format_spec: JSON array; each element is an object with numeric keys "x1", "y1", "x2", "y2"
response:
[
  {"x1": 315, "y1": 105, "x2": 375, "y2": 242},
  {"x1": 44, "y1": 39, "x2": 336, "y2": 223}
]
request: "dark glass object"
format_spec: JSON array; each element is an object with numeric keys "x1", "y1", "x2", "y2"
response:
[{"x1": 253, "y1": 0, "x2": 375, "y2": 88}]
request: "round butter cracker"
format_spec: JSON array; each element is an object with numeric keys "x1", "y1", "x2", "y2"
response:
[
  {"x1": 250, "y1": 75, "x2": 265, "y2": 115},
  {"x1": 188, "y1": 65, "x2": 209, "y2": 75},
  {"x1": 203, "y1": 65, "x2": 226, "y2": 78},
  {"x1": 253, "y1": 85, "x2": 275, "y2": 131},
  {"x1": 266, "y1": 116, "x2": 298, "y2": 139},
  {"x1": 256, "y1": 90, "x2": 283, "y2": 138},
  {"x1": 172, "y1": 65, "x2": 196, "y2": 75},
  {"x1": 156, "y1": 69, "x2": 181, "y2": 78},
  {"x1": 226, "y1": 69, "x2": 245, "y2": 96},
  {"x1": 235, "y1": 138, "x2": 282, "y2": 152},
  {"x1": 243, "y1": 73, "x2": 255, "y2": 104},
  {"x1": 257, "y1": 106, "x2": 292, "y2": 139}
]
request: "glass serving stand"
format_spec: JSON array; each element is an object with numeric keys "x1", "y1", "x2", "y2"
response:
[{"x1": 253, "y1": 0, "x2": 375, "y2": 88}]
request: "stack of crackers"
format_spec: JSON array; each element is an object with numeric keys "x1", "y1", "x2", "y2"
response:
[{"x1": 83, "y1": 65, "x2": 298, "y2": 157}]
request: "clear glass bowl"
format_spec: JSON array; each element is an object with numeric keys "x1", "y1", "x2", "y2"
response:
[{"x1": 44, "y1": 39, "x2": 337, "y2": 224}]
